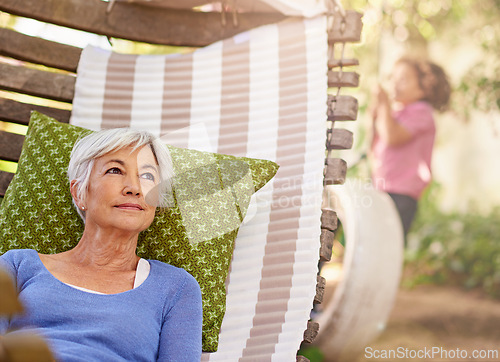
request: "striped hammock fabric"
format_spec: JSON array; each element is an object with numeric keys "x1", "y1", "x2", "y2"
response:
[{"x1": 70, "y1": 16, "x2": 328, "y2": 361}]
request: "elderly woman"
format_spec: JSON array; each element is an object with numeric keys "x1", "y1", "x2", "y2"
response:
[{"x1": 0, "y1": 129, "x2": 203, "y2": 361}]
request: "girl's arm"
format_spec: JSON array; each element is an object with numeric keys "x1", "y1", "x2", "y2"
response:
[{"x1": 373, "y1": 86, "x2": 412, "y2": 146}]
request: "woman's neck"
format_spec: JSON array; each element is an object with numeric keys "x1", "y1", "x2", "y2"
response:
[{"x1": 67, "y1": 228, "x2": 140, "y2": 271}]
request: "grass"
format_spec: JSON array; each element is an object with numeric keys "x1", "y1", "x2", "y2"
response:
[{"x1": 404, "y1": 183, "x2": 500, "y2": 299}]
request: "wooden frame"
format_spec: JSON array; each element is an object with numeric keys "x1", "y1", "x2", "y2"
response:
[{"x1": 0, "y1": 0, "x2": 287, "y2": 47}]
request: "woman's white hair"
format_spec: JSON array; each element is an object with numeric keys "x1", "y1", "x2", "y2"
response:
[{"x1": 67, "y1": 128, "x2": 174, "y2": 221}]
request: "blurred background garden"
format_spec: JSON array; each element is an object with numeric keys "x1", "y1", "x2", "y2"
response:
[
  {"x1": 316, "y1": 0, "x2": 500, "y2": 360},
  {"x1": 339, "y1": 0, "x2": 500, "y2": 300},
  {"x1": 299, "y1": 1, "x2": 500, "y2": 361}
]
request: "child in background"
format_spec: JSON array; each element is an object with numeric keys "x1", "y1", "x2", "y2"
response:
[{"x1": 370, "y1": 56, "x2": 451, "y2": 238}]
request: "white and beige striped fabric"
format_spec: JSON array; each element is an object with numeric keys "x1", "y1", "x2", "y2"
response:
[{"x1": 70, "y1": 16, "x2": 328, "y2": 361}]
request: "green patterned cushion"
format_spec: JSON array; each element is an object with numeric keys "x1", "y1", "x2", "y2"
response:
[{"x1": 0, "y1": 111, "x2": 279, "y2": 352}]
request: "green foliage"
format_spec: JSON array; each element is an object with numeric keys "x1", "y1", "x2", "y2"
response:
[
  {"x1": 347, "y1": 0, "x2": 500, "y2": 118},
  {"x1": 404, "y1": 183, "x2": 500, "y2": 299},
  {"x1": 297, "y1": 345, "x2": 324, "y2": 362}
]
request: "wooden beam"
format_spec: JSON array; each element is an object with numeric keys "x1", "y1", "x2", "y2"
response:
[
  {"x1": 0, "y1": 63, "x2": 75, "y2": 103},
  {"x1": 303, "y1": 321, "x2": 319, "y2": 343},
  {"x1": 0, "y1": 0, "x2": 288, "y2": 47},
  {"x1": 0, "y1": 98, "x2": 71, "y2": 125},
  {"x1": 328, "y1": 10, "x2": 363, "y2": 43},
  {"x1": 328, "y1": 58, "x2": 359, "y2": 69},
  {"x1": 328, "y1": 71, "x2": 359, "y2": 88},
  {"x1": 323, "y1": 158, "x2": 347, "y2": 185},
  {"x1": 0, "y1": 170, "x2": 15, "y2": 197},
  {"x1": 326, "y1": 128, "x2": 353, "y2": 150},
  {"x1": 320, "y1": 229, "x2": 335, "y2": 262},
  {"x1": 327, "y1": 95, "x2": 358, "y2": 121},
  {"x1": 321, "y1": 209, "x2": 337, "y2": 232},
  {"x1": 0, "y1": 130, "x2": 24, "y2": 163},
  {"x1": 0, "y1": 28, "x2": 82, "y2": 73},
  {"x1": 314, "y1": 275, "x2": 326, "y2": 304}
]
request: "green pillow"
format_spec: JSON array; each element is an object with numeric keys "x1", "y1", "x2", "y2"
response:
[{"x1": 0, "y1": 111, "x2": 279, "y2": 352}]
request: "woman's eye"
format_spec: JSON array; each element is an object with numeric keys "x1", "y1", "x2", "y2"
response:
[
  {"x1": 106, "y1": 167, "x2": 122, "y2": 174},
  {"x1": 140, "y1": 172, "x2": 155, "y2": 182}
]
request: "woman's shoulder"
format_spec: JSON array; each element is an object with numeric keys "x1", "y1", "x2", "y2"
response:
[
  {"x1": 148, "y1": 259, "x2": 194, "y2": 278},
  {"x1": 0, "y1": 249, "x2": 39, "y2": 278},
  {"x1": 148, "y1": 260, "x2": 199, "y2": 290},
  {"x1": 1, "y1": 249, "x2": 38, "y2": 263}
]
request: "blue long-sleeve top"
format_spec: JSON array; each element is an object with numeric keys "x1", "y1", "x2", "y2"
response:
[{"x1": 0, "y1": 249, "x2": 202, "y2": 361}]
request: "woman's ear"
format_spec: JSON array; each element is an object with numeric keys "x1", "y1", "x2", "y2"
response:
[{"x1": 70, "y1": 180, "x2": 84, "y2": 210}]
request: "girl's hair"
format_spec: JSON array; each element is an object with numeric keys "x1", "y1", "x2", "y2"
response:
[
  {"x1": 67, "y1": 128, "x2": 174, "y2": 221},
  {"x1": 396, "y1": 56, "x2": 452, "y2": 112}
]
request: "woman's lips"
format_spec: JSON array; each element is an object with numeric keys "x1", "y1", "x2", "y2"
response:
[{"x1": 115, "y1": 203, "x2": 144, "y2": 210}]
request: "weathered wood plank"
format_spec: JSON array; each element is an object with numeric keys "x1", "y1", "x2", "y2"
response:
[
  {"x1": 0, "y1": 0, "x2": 287, "y2": 47},
  {"x1": 324, "y1": 158, "x2": 347, "y2": 185},
  {"x1": 328, "y1": 71, "x2": 359, "y2": 88},
  {"x1": 328, "y1": 10, "x2": 363, "y2": 43},
  {"x1": 327, "y1": 95, "x2": 358, "y2": 121},
  {"x1": 0, "y1": 130, "x2": 24, "y2": 163},
  {"x1": 303, "y1": 321, "x2": 319, "y2": 343},
  {"x1": 314, "y1": 275, "x2": 326, "y2": 304},
  {"x1": 0, "y1": 63, "x2": 75, "y2": 103},
  {"x1": 0, "y1": 98, "x2": 71, "y2": 125},
  {"x1": 321, "y1": 209, "x2": 338, "y2": 231},
  {"x1": 326, "y1": 128, "x2": 353, "y2": 150},
  {"x1": 0, "y1": 170, "x2": 15, "y2": 197},
  {"x1": 320, "y1": 228, "x2": 335, "y2": 261},
  {"x1": 328, "y1": 58, "x2": 359, "y2": 69},
  {"x1": 0, "y1": 28, "x2": 82, "y2": 73}
]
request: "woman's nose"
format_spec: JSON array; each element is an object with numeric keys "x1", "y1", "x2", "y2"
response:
[{"x1": 123, "y1": 175, "x2": 142, "y2": 196}]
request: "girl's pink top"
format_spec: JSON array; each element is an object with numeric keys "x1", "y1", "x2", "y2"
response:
[{"x1": 371, "y1": 101, "x2": 435, "y2": 200}]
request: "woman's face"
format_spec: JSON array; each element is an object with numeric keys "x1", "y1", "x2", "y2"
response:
[
  {"x1": 391, "y1": 62, "x2": 425, "y2": 105},
  {"x1": 78, "y1": 145, "x2": 160, "y2": 234}
]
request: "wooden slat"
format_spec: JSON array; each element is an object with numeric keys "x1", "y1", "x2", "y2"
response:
[
  {"x1": 320, "y1": 229, "x2": 335, "y2": 261},
  {"x1": 0, "y1": 170, "x2": 15, "y2": 197},
  {"x1": 303, "y1": 321, "x2": 319, "y2": 343},
  {"x1": 0, "y1": 28, "x2": 82, "y2": 73},
  {"x1": 326, "y1": 128, "x2": 353, "y2": 150},
  {"x1": 314, "y1": 275, "x2": 326, "y2": 304},
  {"x1": 296, "y1": 356, "x2": 310, "y2": 362},
  {"x1": 0, "y1": 98, "x2": 71, "y2": 126},
  {"x1": 321, "y1": 209, "x2": 337, "y2": 231},
  {"x1": 0, "y1": 130, "x2": 24, "y2": 163},
  {"x1": 323, "y1": 158, "x2": 347, "y2": 185},
  {"x1": 0, "y1": 63, "x2": 75, "y2": 103},
  {"x1": 327, "y1": 95, "x2": 358, "y2": 121},
  {"x1": 0, "y1": 0, "x2": 288, "y2": 47},
  {"x1": 328, "y1": 71, "x2": 359, "y2": 88},
  {"x1": 328, "y1": 10, "x2": 363, "y2": 43},
  {"x1": 328, "y1": 58, "x2": 359, "y2": 69}
]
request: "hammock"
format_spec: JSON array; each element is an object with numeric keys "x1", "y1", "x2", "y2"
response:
[{"x1": 70, "y1": 17, "x2": 327, "y2": 360}]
